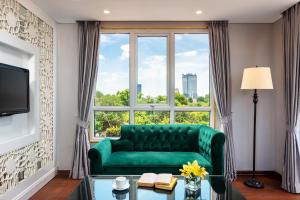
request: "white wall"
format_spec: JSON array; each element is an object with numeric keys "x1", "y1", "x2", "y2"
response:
[
  {"x1": 229, "y1": 23, "x2": 286, "y2": 172},
  {"x1": 272, "y1": 19, "x2": 285, "y2": 174},
  {"x1": 55, "y1": 23, "x2": 285, "y2": 173},
  {"x1": 229, "y1": 23, "x2": 276, "y2": 171},
  {"x1": 56, "y1": 23, "x2": 79, "y2": 170}
]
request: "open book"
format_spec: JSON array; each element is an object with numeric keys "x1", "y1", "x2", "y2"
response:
[{"x1": 137, "y1": 173, "x2": 177, "y2": 191}]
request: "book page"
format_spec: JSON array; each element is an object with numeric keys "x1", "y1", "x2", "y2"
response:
[
  {"x1": 155, "y1": 174, "x2": 172, "y2": 185},
  {"x1": 155, "y1": 177, "x2": 177, "y2": 191},
  {"x1": 138, "y1": 173, "x2": 157, "y2": 186}
]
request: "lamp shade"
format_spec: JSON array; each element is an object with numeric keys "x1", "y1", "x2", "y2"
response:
[{"x1": 241, "y1": 67, "x2": 273, "y2": 89}]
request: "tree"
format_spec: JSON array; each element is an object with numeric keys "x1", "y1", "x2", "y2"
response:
[
  {"x1": 95, "y1": 91, "x2": 123, "y2": 106},
  {"x1": 135, "y1": 111, "x2": 169, "y2": 125},
  {"x1": 175, "y1": 112, "x2": 209, "y2": 125},
  {"x1": 156, "y1": 95, "x2": 167, "y2": 103},
  {"x1": 117, "y1": 89, "x2": 129, "y2": 106},
  {"x1": 94, "y1": 89, "x2": 210, "y2": 137},
  {"x1": 175, "y1": 92, "x2": 188, "y2": 106},
  {"x1": 94, "y1": 111, "x2": 129, "y2": 137},
  {"x1": 197, "y1": 94, "x2": 210, "y2": 107}
]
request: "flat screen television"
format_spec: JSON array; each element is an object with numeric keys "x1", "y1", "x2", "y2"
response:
[{"x1": 0, "y1": 63, "x2": 30, "y2": 116}]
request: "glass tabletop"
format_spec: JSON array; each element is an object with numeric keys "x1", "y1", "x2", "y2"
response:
[{"x1": 68, "y1": 175, "x2": 246, "y2": 200}]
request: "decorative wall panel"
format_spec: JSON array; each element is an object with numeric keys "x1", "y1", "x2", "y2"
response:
[{"x1": 0, "y1": 0, "x2": 54, "y2": 194}]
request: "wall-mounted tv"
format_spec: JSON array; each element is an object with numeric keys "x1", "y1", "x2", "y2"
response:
[{"x1": 0, "y1": 63, "x2": 30, "y2": 116}]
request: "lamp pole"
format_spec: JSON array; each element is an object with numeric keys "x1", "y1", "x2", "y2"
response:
[
  {"x1": 244, "y1": 89, "x2": 264, "y2": 188},
  {"x1": 252, "y1": 89, "x2": 258, "y2": 179}
]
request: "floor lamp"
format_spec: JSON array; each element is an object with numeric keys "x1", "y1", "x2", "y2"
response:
[{"x1": 241, "y1": 66, "x2": 273, "y2": 189}]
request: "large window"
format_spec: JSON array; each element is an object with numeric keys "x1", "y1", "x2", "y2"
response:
[{"x1": 91, "y1": 30, "x2": 213, "y2": 140}]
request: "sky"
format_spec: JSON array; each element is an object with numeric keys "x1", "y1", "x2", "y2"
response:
[{"x1": 96, "y1": 33, "x2": 210, "y2": 97}]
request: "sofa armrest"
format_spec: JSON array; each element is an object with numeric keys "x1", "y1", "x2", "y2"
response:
[
  {"x1": 199, "y1": 126, "x2": 225, "y2": 175},
  {"x1": 88, "y1": 138, "x2": 112, "y2": 175}
]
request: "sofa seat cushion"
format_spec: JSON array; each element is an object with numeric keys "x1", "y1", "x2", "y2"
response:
[{"x1": 103, "y1": 151, "x2": 212, "y2": 175}]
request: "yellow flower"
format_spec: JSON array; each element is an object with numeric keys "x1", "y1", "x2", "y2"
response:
[
  {"x1": 194, "y1": 166, "x2": 208, "y2": 179},
  {"x1": 192, "y1": 160, "x2": 200, "y2": 172},
  {"x1": 179, "y1": 164, "x2": 192, "y2": 176},
  {"x1": 179, "y1": 160, "x2": 208, "y2": 179}
]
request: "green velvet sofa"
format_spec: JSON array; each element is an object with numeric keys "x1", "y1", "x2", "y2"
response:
[{"x1": 88, "y1": 124, "x2": 225, "y2": 176}]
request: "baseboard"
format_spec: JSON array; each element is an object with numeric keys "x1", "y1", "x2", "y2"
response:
[
  {"x1": 0, "y1": 165, "x2": 57, "y2": 200},
  {"x1": 14, "y1": 167, "x2": 56, "y2": 200},
  {"x1": 237, "y1": 170, "x2": 282, "y2": 180}
]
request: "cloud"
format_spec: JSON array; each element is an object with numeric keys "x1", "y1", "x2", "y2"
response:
[
  {"x1": 120, "y1": 44, "x2": 129, "y2": 60},
  {"x1": 176, "y1": 50, "x2": 198, "y2": 57},
  {"x1": 99, "y1": 54, "x2": 105, "y2": 60},
  {"x1": 97, "y1": 71, "x2": 128, "y2": 94},
  {"x1": 138, "y1": 55, "x2": 167, "y2": 97},
  {"x1": 100, "y1": 35, "x2": 111, "y2": 44}
]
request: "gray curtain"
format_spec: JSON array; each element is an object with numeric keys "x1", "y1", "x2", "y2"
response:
[
  {"x1": 208, "y1": 21, "x2": 237, "y2": 181},
  {"x1": 282, "y1": 3, "x2": 300, "y2": 193},
  {"x1": 70, "y1": 21, "x2": 101, "y2": 179}
]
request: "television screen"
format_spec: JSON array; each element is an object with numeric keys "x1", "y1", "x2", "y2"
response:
[{"x1": 0, "y1": 63, "x2": 29, "y2": 116}]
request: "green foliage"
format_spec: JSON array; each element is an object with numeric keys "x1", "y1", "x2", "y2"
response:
[
  {"x1": 175, "y1": 92, "x2": 188, "y2": 106},
  {"x1": 94, "y1": 89, "x2": 210, "y2": 137},
  {"x1": 175, "y1": 111, "x2": 210, "y2": 126},
  {"x1": 117, "y1": 89, "x2": 129, "y2": 106},
  {"x1": 95, "y1": 90, "x2": 129, "y2": 106},
  {"x1": 135, "y1": 111, "x2": 170, "y2": 124},
  {"x1": 94, "y1": 111, "x2": 129, "y2": 137},
  {"x1": 138, "y1": 95, "x2": 167, "y2": 104},
  {"x1": 196, "y1": 94, "x2": 210, "y2": 107},
  {"x1": 106, "y1": 126, "x2": 121, "y2": 137}
]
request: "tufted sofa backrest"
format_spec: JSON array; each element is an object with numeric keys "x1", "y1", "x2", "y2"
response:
[{"x1": 119, "y1": 124, "x2": 204, "y2": 152}]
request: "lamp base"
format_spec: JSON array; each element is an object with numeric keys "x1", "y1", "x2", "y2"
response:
[{"x1": 244, "y1": 178, "x2": 264, "y2": 189}]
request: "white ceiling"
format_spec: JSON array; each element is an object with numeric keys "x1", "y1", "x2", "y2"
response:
[{"x1": 31, "y1": 0, "x2": 298, "y2": 23}]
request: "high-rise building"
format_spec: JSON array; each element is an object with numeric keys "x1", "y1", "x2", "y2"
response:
[
  {"x1": 182, "y1": 73, "x2": 197, "y2": 98},
  {"x1": 137, "y1": 84, "x2": 142, "y2": 94}
]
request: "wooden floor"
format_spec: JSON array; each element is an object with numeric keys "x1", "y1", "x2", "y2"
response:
[
  {"x1": 232, "y1": 175, "x2": 300, "y2": 200},
  {"x1": 30, "y1": 174, "x2": 80, "y2": 200},
  {"x1": 30, "y1": 174, "x2": 300, "y2": 200}
]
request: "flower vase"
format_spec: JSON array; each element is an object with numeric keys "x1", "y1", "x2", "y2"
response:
[{"x1": 184, "y1": 176, "x2": 201, "y2": 191}]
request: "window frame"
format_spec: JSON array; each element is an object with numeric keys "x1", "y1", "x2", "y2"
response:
[{"x1": 90, "y1": 29, "x2": 214, "y2": 142}]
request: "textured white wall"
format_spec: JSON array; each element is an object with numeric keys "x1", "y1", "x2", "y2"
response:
[
  {"x1": 56, "y1": 23, "x2": 79, "y2": 170},
  {"x1": 0, "y1": 0, "x2": 57, "y2": 198},
  {"x1": 55, "y1": 23, "x2": 285, "y2": 173}
]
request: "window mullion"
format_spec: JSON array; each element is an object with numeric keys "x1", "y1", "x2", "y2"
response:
[
  {"x1": 169, "y1": 33, "x2": 175, "y2": 124},
  {"x1": 129, "y1": 33, "x2": 136, "y2": 124}
]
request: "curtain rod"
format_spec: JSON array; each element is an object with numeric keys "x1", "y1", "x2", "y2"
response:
[{"x1": 101, "y1": 25, "x2": 208, "y2": 30}]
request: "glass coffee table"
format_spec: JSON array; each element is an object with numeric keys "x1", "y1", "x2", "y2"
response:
[{"x1": 68, "y1": 175, "x2": 246, "y2": 200}]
